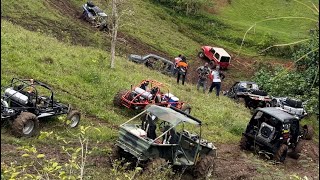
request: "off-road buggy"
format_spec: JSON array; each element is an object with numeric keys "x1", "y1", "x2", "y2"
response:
[
  {"x1": 113, "y1": 80, "x2": 191, "y2": 114},
  {"x1": 224, "y1": 81, "x2": 271, "y2": 110},
  {"x1": 1, "y1": 78, "x2": 81, "y2": 137},
  {"x1": 111, "y1": 105, "x2": 216, "y2": 178},
  {"x1": 271, "y1": 97, "x2": 307, "y2": 120},
  {"x1": 79, "y1": 1, "x2": 109, "y2": 31},
  {"x1": 198, "y1": 46, "x2": 231, "y2": 69},
  {"x1": 128, "y1": 54, "x2": 175, "y2": 76},
  {"x1": 240, "y1": 107, "x2": 314, "y2": 162}
]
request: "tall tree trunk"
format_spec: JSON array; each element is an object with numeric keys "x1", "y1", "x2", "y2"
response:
[{"x1": 110, "y1": 0, "x2": 118, "y2": 69}]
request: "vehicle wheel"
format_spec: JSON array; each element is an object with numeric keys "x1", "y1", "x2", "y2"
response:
[
  {"x1": 109, "y1": 145, "x2": 123, "y2": 162},
  {"x1": 181, "y1": 104, "x2": 191, "y2": 114},
  {"x1": 198, "y1": 51, "x2": 205, "y2": 58},
  {"x1": 113, "y1": 90, "x2": 127, "y2": 107},
  {"x1": 271, "y1": 99, "x2": 278, "y2": 107},
  {"x1": 274, "y1": 144, "x2": 288, "y2": 162},
  {"x1": 145, "y1": 158, "x2": 168, "y2": 173},
  {"x1": 193, "y1": 155, "x2": 215, "y2": 179},
  {"x1": 99, "y1": 24, "x2": 109, "y2": 32},
  {"x1": 66, "y1": 110, "x2": 81, "y2": 128},
  {"x1": 265, "y1": 102, "x2": 271, "y2": 107},
  {"x1": 240, "y1": 135, "x2": 251, "y2": 150},
  {"x1": 290, "y1": 140, "x2": 303, "y2": 159},
  {"x1": 12, "y1": 112, "x2": 39, "y2": 138},
  {"x1": 303, "y1": 125, "x2": 314, "y2": 140}
]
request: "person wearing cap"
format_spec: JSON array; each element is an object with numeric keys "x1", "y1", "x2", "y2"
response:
[
  {"x1": 208, "y1": 65, "x2": 225, "y2": 96},
  {"x1": 176, "y1": 56, "x2": 188, "y2": 85},
  {"x1": 196, "y1": 62, "x2": 211, "y2": 93}
]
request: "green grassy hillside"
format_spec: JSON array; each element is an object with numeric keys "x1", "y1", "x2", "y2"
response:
[{"x1": 1, "y1": 19, "x2": 251, "y2": 143}]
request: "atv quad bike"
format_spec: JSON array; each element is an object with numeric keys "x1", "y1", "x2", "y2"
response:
[
  {"x1": 112, "y1": 105, "x2": 216, "y2": 178},
  {"x1": 224, "y1": 81, "x2": 271, "y2": 110},
  {"x1": 1, "y1": 78, "x2": 81, "y2": 137},
  {"x1": 113, "y1": 79, "x2": 191, "y2": 114},
  {"x1": 79, "y1": 1, "x2": 109, "y2": 31},
  {"x1": 240, "y1": 107, "x2": 314, "y2": 162},
  {"x1": 271, "y1": 97, "x2": 307, "y2": 120}
]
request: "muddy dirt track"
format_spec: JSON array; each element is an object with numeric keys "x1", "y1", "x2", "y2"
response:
[{"x1": 1, "y1": 0, "x2": 318, "y2": 179}]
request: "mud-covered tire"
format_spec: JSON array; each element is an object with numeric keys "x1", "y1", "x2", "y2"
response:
[
  {"x1": 113, "y1": 90, "x2": 127, "y2": 107},
  {"x1": 290, "y1": 140, "x2": 303, "y2": 159},
  {"x1": 145, "y1": 158, "x2": 168, "y2": 173},
  {"x1": 12, "y1": 112, "x2": 39, "y2": 138},
  {"x1": 271, "y1": 99, "x2": 279, "y2": 107},
  {"x1": 250, "y1": 89, "x2": 268, "y2": 96},
  {"x1": 240, "y1": 135, "x2": 251, "y2": 150},
  {"x1": 198, "y1": 51, "x2": 205, "y2": 58},
  {"x1": 193, "y1": 155, "x2": 215, "y2": 179},
  {"x1": 181, "y1": 104, "x2": 191, "y2": 114},
  {"x1": 303, "y1": 125, "x2": 314, "y2": 140},
  {"x1": 285, "y1": 98, "x2": 303, "y2": 108},
  {"x1": 274, "y1": 144, "x2": 288, "y2": 162},
  {"x1": 66, "y1": 110, "x2": 81, "y2": 128},
  {"x1": 109, "y1": 145, "x2": 123, "y2": 162},
  {"x1": 265, "y1": 102, "x2": 271, "y2": 107}
]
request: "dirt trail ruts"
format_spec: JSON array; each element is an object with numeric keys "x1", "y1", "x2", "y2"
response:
[{"x1": 213, "y1": 141, "x2": 319, "y2": 179}]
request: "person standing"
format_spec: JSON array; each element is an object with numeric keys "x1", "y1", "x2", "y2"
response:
[
  {"x1": 196, "y1": 63, "x2": 211, "y2": 93},
  {"x1": 208, "y1": 65, "x2": 225, "y2": 96},
  {"x1": 173, "y1": 54, "x2": 182, "y2": 75},
  {"x1": 176, "y1": 56, "x2": 188, "y2": 85}
]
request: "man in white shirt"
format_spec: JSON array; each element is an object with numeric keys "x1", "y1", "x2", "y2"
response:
[
  {"x1": 173, "y1": 54, "x2": 182, "y2": 75},
  {"x1": 208, "y1": 65, "x2": 225, "y2": 96}
]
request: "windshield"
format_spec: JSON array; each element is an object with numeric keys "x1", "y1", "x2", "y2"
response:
[{"x1": 220, "y1": 56, "x2": 230, "y2": 62}]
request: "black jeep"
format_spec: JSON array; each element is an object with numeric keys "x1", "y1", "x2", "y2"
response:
[{"x1": 240, "y1": 107, "x2": 313, "y2": 162}]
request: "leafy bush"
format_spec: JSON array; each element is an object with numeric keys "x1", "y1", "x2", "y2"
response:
[{"x1": 253, "y1": 27, "x2": 319, "y2": 114}]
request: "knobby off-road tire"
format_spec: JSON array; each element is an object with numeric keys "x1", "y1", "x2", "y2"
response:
[
  {"x1": 265, "y1": 102, "x2": 271, "y2": 107},
  {"x1": 181, "y1": 104, "x2": 191, "y2": 115},
  {"x1": 145, "y1": 158, "x2": 169, "y2": 173},
  {"x1": 109, "y1": 145, "x2": 123, "y2": 163},
  {"x1": 66, "y1": 110, "x2": 81, "y2": 128},
  {"x1": 271, "y1": 99, "x2": 279, "y2": 107},
  {"x1": 198, "y1": 51, "x2": 205, "y2": 58},
  {"x1": 193, "y1": 155, "x2": 215, "y2": 179},
  {"x1": 274, "y1": 144, "x2": 288, "y2": 162},
  {"x1": 285, "y1": 98, "x2": 303, "y2": 108},
  {"x1": 290, "y1": 140, "x2": 304, "y2": 159},
  {"x1": 303, "y1": 125, "x2": 314, "y2": 140},
  {"x1": 12, "y1": 112, "x2": 39, "y2": 138},
  {"x1": 113, "y1": 90, "x2": 127, "y2": 107},
  {"x1": 240, "y1": 135, "x2": 251, "y2": 150}
]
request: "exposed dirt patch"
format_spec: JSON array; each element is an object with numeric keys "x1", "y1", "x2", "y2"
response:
[
  {"x1": 213, "y1": 141, "x2": 319, "y2": 179},
  {"x1": 206, "y1": 0, "x2": 232, "y2": 15},
  {"x1": 214, "y1": 143, "x2": 258, "y2": 179}
]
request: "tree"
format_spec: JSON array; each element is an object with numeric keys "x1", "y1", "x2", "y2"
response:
[{"x1": 109, "y1": 0, "x2": 134, "y2": 69}]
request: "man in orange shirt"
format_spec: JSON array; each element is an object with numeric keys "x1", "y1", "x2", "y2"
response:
[{"x1": 176, "y1": 56, "x2": 188, "y2": 85}]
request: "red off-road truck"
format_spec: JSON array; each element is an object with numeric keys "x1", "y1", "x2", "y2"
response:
[{"x1": 198, "y1": 46, "x2": 231, "y2": 69}]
